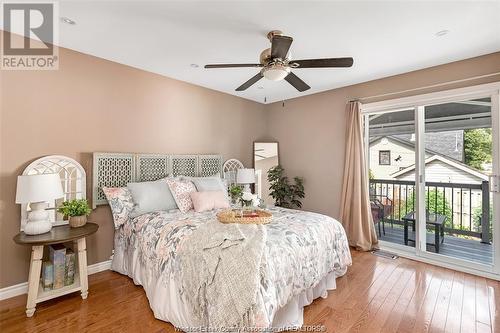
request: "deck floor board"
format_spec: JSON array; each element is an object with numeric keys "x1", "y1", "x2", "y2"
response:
[{"x1": 378, "y1": 225, "x2": 492, "y2": 265}]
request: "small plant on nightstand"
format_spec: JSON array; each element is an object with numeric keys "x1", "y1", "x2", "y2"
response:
[
  {"x1": 57, "y1": 199, "x2": 91, "y2": 228},
  {"x1": 229, "y1": 185, "x2": 243, "y2": 204}
]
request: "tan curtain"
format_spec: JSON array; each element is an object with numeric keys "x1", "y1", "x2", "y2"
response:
[{"x1": 340, "y1": 101, "x2": 379, "y2": 251}]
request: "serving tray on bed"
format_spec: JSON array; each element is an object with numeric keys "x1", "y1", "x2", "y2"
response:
[{"x1": 217, "y1": 209, "x2": 272, "y2": 225}]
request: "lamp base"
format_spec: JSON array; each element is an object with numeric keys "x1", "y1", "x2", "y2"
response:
[
  {"x1": 24, "y1": 202, "x2": 52, "y2": 235},
  {"x1": 24, "y1": 220, "x2": 53, "y2": 235}
]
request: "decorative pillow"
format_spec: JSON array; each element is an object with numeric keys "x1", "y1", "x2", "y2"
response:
[
  {"x1": 166, "y1": 179, "x2": 197, "y2": 213},
  {"x1": 102, "y1": 187, "x2": 135, "y2": 229},
  {"x1": 183, "y1": 176, "x2": 229, "y2": 199},
  {"x1": 127, "y1": 178, "x2": 177, "y2": 218},
  {"x1": 190, "y1": 191, "x2": 230, "y2": 212}
]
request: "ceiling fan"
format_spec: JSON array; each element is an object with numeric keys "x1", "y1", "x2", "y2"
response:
[{"x1": 204, "y1": 30, "x2": 354, "y2": 92}]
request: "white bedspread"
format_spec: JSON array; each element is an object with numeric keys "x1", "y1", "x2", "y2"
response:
[{"x1": 112, "y1": 206, "x2": 352, "y2": 331}]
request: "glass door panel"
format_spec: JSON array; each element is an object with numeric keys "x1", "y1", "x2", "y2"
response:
[
  {"x1": 422, "y1": 97, "x2": 493, "y2": 266},
  {"x1": 367, "y1": 108, "x2": 417, "y2": 250}
]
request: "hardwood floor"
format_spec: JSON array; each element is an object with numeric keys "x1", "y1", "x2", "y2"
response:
[{"x1": 0, "y1": 250, "x2": 498, "y2": 333}]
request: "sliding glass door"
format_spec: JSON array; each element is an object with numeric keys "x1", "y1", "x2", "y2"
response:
[
  {"x1": 422, "y1": 97, "x2": 494, "y2": 266},
  {"x1": 363, "y1": 83, "x2": 500, "y2": 276},
  {"x1": 367, "y1": 108, "x2": 418, "y2": 251}
]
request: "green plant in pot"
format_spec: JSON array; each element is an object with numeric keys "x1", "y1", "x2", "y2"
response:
[
  {"x1": 229, "y1": 185, "x2": 243, "y2": 204},
  {"x1": 267, "y1": 165, "x2": 305, "y2": 209},
  {"x1": 57, "y1": 199, "x2": 91, "y2": 228}
]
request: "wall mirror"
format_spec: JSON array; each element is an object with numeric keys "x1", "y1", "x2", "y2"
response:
[
  {"x1": 253, "y1": 142, "x2": 279, "y2": 205},
  {"x1": 20, "y1": 155, "x2": 86, "y2": 231}
]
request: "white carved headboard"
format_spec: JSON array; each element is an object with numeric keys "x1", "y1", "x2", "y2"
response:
[{"x1": 92, "y1": 152, "x2": 223, "y2": 208}]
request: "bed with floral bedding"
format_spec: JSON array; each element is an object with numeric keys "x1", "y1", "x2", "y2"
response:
[{"x1": 111, "y1": 205, "x2": 351, "y2": 331}]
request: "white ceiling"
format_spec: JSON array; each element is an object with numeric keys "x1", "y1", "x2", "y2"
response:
[{"x1": 6, "y1": 1, "x2": 500, "y2": 104}]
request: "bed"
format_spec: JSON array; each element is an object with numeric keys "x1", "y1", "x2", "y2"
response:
[{"x1": 93, "y1": 153, "x2": 352, "y2": 331}]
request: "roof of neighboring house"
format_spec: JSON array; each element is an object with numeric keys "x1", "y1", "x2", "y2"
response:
[
  {"x1": 395, "y1": 132, "x2": 464, "y2": 161},
  {"x1": 391, "y1": 154, "x2": 489, "y2": 181},
  {"x1": 369, "y1": 135, "x2": 442, "y2": 156}
]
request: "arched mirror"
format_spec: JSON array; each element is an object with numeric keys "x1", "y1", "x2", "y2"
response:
[
  {"x1": 253, "y1": 142, "x2": 279, "y2": 204},
  {"x1": 20, "y1": 155, "x2": 86, "y2": 231}
]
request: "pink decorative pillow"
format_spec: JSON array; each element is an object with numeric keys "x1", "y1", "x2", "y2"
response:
[
  {"x1": 102, "y1": 187, "x2": 135, "y2": 228},
  {"x1": 190, "y1": 191, "x2": 230, "y2": 212},
  {"x1": 166, "y1": 179, "x2": 197, "y2": 213}
]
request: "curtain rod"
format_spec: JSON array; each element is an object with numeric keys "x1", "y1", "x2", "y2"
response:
[{"x1": 348, "y1": 71, "x2": 500, "y2": 103}]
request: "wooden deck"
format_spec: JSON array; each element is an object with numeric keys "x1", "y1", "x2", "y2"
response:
[{"x1": 379, "y1": 224, "x2": 493, "y2": 265}]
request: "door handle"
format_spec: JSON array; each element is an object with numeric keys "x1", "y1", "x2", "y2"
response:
[{"x1": 490, "y1": 175, "x2": 500, "y2": 193}]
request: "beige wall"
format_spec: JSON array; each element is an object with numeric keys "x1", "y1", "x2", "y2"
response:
[
  {"x1": 266, "y1": 52, "x2": 500, "y2": 219},
  {"x1": 1, "y1": 35, "x2": 499, "y2": 290},
  {"x1": 0, "y1": 44, "x2": 267, "y2": 288}
]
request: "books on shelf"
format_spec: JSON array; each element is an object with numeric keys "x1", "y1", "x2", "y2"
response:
[
  {"x1": 41, "y1": 261, "x2": 53, "y2": 291},
  {"x1": 50, "y1": 244, "x2": 66, "y2": 289},
  {"x1": 65, "y1": 249, "x2": 75, "y2": 286},
  {"x1": 42, "y1": 244, "x2": 77, "y2": 291}
]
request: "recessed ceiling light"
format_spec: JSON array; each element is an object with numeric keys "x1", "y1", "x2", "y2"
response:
[
  {"x1": 60, "y1": 17, "x2": 76, "y2": 25},
  {"x1": 190, "y1": 64, "x2": 199, "y2": 68},
  {"x1": 435, "y1": 30, "x2": 449, "y2": 37}
]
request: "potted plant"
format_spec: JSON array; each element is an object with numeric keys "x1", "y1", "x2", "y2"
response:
[
  {"x1": 267, "y1": 165, "x2": 305, "y2": 209},
  {"x1": 57, "y1": 199, "x2": 91, "y2": 228},
  {"x1": 229, "y1": 185, "x2": 243, "y2": 205}
]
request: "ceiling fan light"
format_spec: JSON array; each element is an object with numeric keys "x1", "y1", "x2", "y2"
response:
[{"x1": 263, "y1": 64, "x2": 290, "y2": 81}]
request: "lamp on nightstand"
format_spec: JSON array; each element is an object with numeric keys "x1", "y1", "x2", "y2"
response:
[
  {"x1": 16, "y1": 173, "x2": 64, "y2": 235},
  {"x1": 237, "y1": 168, "x2": 255, "y2": 193}
]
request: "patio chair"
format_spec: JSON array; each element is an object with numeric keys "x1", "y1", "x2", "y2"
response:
[
  {"x1": 371, "y1": 200, "x2": 385, "y2": 237},
  {"x1": 370, "y1": 195, "x2": 394, "y2": 237}
]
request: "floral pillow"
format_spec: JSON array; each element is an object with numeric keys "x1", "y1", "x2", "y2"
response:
[
  {"x1": 102, "y1": 187, "x2": 135, "y2": 228},
  {"x1": 166, "y1": 179, "x2": 197, "y2": 213}
]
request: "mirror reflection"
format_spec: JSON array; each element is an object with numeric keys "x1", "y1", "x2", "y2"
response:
[{"x1": 254, "y1": 142, "x2": 279, "y2": 205}]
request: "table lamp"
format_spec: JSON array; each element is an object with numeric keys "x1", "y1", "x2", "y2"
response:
[
  {"x1": 16, "y1": 173, "x2": 64, "y2": 235},
  {"x1": 236, "y1": 168, "x2": 255, "y2": 193}
]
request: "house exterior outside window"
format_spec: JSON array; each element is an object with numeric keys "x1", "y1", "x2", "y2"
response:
[{"x1": 379, "y1": 150, "x2": 391, "y2": 165}]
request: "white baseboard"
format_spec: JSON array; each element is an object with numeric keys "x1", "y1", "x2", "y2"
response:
[{"x1": 0, "y1": 259, "x2": 112, "y2": 301}]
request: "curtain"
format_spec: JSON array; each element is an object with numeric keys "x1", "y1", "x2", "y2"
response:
[{"x1": 340, "y1": 101, "x2": 379, "y2": 251}]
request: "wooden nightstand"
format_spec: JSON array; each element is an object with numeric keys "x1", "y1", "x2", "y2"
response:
[{"x1": 13, "y1": 223, "x2": 99, "y2": 317}]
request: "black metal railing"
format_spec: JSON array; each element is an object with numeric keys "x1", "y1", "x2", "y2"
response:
[{"x1": 369, "y1": 179, "x2": 491, "y2": 243}]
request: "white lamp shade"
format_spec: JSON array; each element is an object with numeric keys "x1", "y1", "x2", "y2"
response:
[
  {"x1": 15, "y1": 173, "x2": 64, "y2": 204},
  {"x1": 236, "y1": 168, "x2": 255, "y2": 184}
]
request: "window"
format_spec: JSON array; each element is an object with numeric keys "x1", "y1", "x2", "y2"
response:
[{"x1": 379, "y1": 150, "x2": 391, "y2": 165}]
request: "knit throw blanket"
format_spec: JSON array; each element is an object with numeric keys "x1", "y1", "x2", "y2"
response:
[{"x1": 177, "y1": 220, "x2": 266, "y2": 329}]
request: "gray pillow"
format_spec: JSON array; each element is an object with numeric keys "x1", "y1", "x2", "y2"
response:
[
  {"x1": 185, "y1": 176, "x2": 228, "y2": 198},
  {"x1": 127, "y1": 178, "x2": 177, "y2": 217}
]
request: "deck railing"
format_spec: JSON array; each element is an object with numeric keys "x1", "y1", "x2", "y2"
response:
[{"x1": 369, "y1": 179, "x2": 491, "y2": 244}]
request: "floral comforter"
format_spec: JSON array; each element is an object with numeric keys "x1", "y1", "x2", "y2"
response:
[{"x1": 116, "y1": 206, "x2": 352, "y2": 327}]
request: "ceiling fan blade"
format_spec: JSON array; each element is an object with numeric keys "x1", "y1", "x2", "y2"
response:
[
  {"x1": 205, "y1": 64, "x2": 263, "y2": 69},
  {"x1": 236, "y1": 73, "x2": 263, "y2": 91},
  {"x1": 271, "y1": 35, "x2": 293, "y2": 60},
  {"x1": 284, "y1": 72, "x2": 310, "y2": 92},
  {"x1": 290, "y1": 57, "x2": 354, "y2": 68}
]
